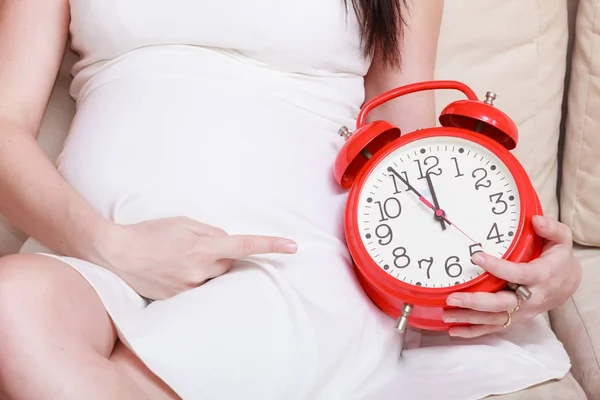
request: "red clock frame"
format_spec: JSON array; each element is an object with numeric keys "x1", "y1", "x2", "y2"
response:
[{"x1": 335, "y1": 81, "x2": 544, "y2": 331}]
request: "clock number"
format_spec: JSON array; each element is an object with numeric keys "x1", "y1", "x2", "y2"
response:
[
  {"x1": 472, "y1": 168, "x2": 492, "y2": 190},
  {"x1": 418, "y1": 257, "x2": 434, "y2": 280},
  {"x1": 375, "y1": 224, "x2": 393, "y2": 246},
  {"x1": 414, "y1": 156, "x2": 442, "y2": 180},
  {"x1": 389, "y1": 170, "x2": 413, "y2": 193},
  {"x1": 392, "y1": 246, "x2": 411, "y2": 269},
  {"x1": 375, "y1": 197, "x2": 402, "y2": 222},
  {"x1": 489, "y1": 192, "x2": 508, "y2": 215},
  {"x1": 486, "y1": 222, "x2": 505, "y2": 244},
  {"x1": 444, "y1": 256, "x2": 463, "y2": 278},
  {"x1": 451, "y1": 157, "x2": 464, "y2": 178},
  {"x1": 389, "y1": 173, "x2": 402, "y2": 194},
  {"x1": 469, "y1": 243, "x2": 484, "y2": 265}
]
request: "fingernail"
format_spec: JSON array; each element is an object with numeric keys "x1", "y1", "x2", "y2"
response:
[
  {"x1": 447, "y1": 297, "x2": 462, "y2": 306},
  {"x1": 533, "y1": 215, "x2": 545, "y2": 228},
  {"x1": 282, "y1": 241, "x2": 298, "y2": 253},
  {"x1": 472, "y1": 253, "x2": 485, "y2": 266},
  {"x1": 444, "y1": 315, "x2": 457, "y2": 323}
]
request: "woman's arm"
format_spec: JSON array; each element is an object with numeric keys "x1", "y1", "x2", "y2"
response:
[
  {"x1": 0, "y1": 0, "x2": 114, "y2": 263},
  {"x1": 0, "y1": 0, "x2": 297, "y2": 300},
  {"x1": 364, "y1": 0, "x2": 444, "y2": 134}
]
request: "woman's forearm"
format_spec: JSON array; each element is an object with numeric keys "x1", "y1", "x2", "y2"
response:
[
  {"x1": 364, "y1": 0, "x2": 444, "y2": 133},
  {"x1": 0, "y1": 1, "x2": 114, "y2": 263},
  {"x1": 0, "y1": 119, "x2": 115, "y2": 263}
]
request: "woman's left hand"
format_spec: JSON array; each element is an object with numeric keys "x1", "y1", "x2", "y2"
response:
[{"x1": 442, "y1": 215, "x2": 582, "y2": 338}]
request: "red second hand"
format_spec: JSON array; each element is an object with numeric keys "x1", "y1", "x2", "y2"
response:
[
  {"x1": 440, "y1": 214, "x2": 480, "y2": 246},
  {"x1": 417, "y1": 195, "x2": 436, "y2": 211},
  {"x1": 417, "y1": 190, "x2": 480, "y2": 246}
]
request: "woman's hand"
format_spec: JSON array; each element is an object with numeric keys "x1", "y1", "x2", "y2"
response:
[
  {"x1": 442, "y1": 215, "x2": 581, "y2": 338},
  {"x1": 99, "y1": 217, "x2": 298, "y2": 300}
]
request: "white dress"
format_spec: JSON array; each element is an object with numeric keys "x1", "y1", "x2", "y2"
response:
[{"x1": 20, "y1": 1, "x2": 571, "y2": 399}]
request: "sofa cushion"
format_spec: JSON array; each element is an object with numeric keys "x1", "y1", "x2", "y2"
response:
[
  {"x1": 434, "y1": 0, "x2": 569, "y2": 221},
  {"x1": 487, "y1": 372, "x2": 586, "y2": 399},
  {"x1": 561, "y1": 0, "x2": 600, "y2": 246},
  {"x1": 550, "y1": 245, "x2": 600, "y2": 399}
]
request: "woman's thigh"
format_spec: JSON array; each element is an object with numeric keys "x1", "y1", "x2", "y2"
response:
[
  {"x1": 0, "y1": 253, "x2": 117, "y2": 355},
  {"x1": 0, "y1": 253, "x2": 177, "y2": 399},
  {"x1": 0, "y1": 254, "x2": 117, "y2": 390}
]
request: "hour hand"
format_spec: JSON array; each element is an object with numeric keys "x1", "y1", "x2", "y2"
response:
[
  {"x1": 387, "y1": 167, "x2": 436, "y2": 212},
  {"x1": 425, "y1": 173, "x2": 446, "y2": 231}
]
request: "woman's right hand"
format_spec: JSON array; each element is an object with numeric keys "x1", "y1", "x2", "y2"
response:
[{"x1": 98, "y1": 217, "x2": 298, "y2": 300}]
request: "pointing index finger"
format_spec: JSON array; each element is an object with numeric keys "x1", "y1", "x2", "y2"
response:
[{"x1": 206, "y1": 235, "x2": 298, "y2": 259}]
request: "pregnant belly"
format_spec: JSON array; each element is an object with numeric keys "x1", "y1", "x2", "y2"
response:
[{"x1": 57, "y1": 75, "x2": 349, "y2": 241}]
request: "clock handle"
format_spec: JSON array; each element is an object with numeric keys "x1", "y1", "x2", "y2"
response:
[{"x1": 356, "y1": 80, "x2": 479, "y2": 128}]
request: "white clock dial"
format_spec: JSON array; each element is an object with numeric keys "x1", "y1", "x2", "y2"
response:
[{"x1": 356, "y1": 135, "x2": 521, "y2": 288}]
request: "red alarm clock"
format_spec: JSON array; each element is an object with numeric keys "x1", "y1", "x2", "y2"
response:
[{"x1": 334, "y1": 80, "x2": 543, "y2": 340}]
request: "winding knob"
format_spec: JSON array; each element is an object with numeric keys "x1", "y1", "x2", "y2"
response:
[
  {"x1": 338, "y1": 126, "x2": 353, "y2": 140},
  {"x1": 483, "y1": 91, "x2": 497, "y2": 106}
]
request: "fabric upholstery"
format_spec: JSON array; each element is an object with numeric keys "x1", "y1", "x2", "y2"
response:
[
  {"x1": 435, "y1": 0, "x2": 569, "y2": 222},
  {"x1": 551, "y1": 245, "x2": 600, "y2": 399},
  {"x1": 488, "y1": 372, "x2": 586, "y2": 399},
  {"x1": 561, "y1": 0, "x2": 600, "y2": 246}
]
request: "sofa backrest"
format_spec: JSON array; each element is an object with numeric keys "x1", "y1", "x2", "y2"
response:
[
  {"x1": 434, "y1": 0, "x2": 571, "y2": 223},
  {"x1": 560, "y1": 0, "x2": 600, "y2": 247}
]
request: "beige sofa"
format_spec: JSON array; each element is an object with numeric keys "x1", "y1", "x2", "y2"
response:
[{"x1": 0, "y1": 0, "x2": 598, "y2": 398}]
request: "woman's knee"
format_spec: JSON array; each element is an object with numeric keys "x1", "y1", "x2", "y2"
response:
[
  {"x1": 0, "y1": 254, "x2": 60, "y2": 315},
  {"x1": 0, "y1": 253, "x2": 116, "y2": 354},
  {"x1": 0, "y1": 253, "x2": 86, "y2": 310}
]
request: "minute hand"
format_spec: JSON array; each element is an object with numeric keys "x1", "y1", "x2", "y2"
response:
[{"x1": 426, "y1": 173, "x2": 447, "y2": 230}]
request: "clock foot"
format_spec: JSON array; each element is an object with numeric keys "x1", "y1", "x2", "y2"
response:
[
  {"x1": 397, "y1": 330, "x2": 407, "y2": 358},
  {"x1": 394, "y1": 303, "x2": 413, "y2": 357}
]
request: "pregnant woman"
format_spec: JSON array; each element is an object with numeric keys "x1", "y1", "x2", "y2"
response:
[{"x1": 0, "y1": 1, "x2": 580, "y2": 399}]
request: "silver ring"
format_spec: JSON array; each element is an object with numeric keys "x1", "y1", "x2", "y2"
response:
[{"x1": 508, "y1": 282, "x2": 532, "y2": 300}]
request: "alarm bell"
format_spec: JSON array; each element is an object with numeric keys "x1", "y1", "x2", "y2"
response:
[
  {"x1": 334, "y1": 80, "x2": 520, "y2": 190},
  {"x1": 334, "y1": 121, "x2": 401, "y2": 190},
  {"x1": 439, "y1": 91, "x2": 519, "y2": 150}
]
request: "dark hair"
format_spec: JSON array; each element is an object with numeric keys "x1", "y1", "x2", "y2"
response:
[{"x1": 345, "y1": 0, "x2": 409, "y2": 68}]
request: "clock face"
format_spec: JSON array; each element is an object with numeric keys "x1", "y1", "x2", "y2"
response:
[{"x1": 356, "y1": 135, "x2": 521, "y2": 288}]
